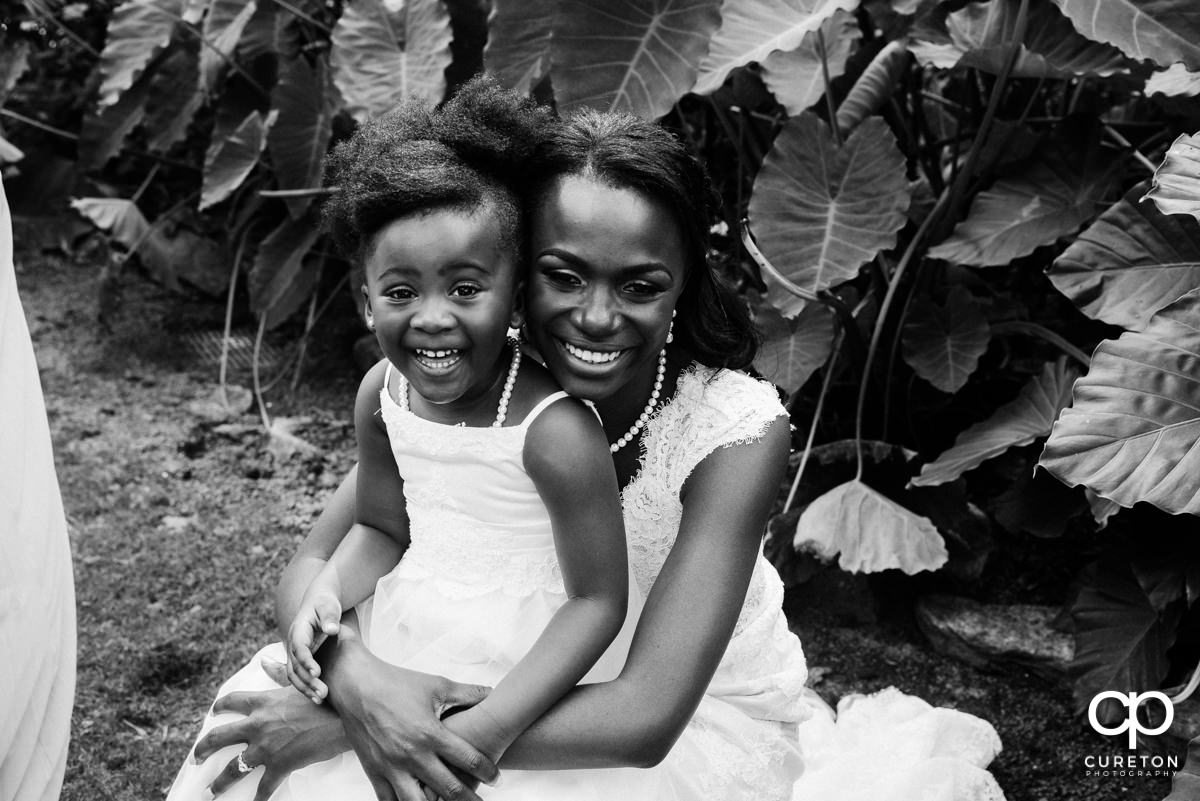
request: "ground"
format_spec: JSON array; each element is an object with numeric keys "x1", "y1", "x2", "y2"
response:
[{"x1": 13, "y1": 245, "x2": 1181, "y2": 800}]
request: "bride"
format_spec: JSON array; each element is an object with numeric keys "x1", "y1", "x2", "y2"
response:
[{"x1": 175, "y1": 84, "x2": 1005, "y2": 801}]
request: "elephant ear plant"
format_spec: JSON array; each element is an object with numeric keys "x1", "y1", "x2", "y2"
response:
[{"x1": 4, "y1": 0, "x2": 1200, "y2": 741}]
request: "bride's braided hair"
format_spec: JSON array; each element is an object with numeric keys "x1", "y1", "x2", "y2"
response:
[{"x1": 322, "y1": 76, "x2": 551, "y2": 267}]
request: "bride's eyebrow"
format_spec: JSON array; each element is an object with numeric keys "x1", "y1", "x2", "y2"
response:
[{"x1": 534, "y1": 247, "x2": 584, "y2": 265}]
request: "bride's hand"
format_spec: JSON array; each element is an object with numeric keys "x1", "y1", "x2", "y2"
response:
[
  {"x1": 328, "y1": 635, "x2": 498, "y2": 801},
  {"x1": 192, "y1": 682, "x2": 347, "y2": 801}
]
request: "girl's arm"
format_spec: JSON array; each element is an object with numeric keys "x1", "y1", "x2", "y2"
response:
[
  {"x1": 441, "y1": 398, "x2": 628, "y2": 759},
  {"x1": 287, "y1": 362, "x2": 411, "y2": 699},
  {"x1": 498, "y1": 415, "x2": 791, "y2": 768},
  {"x1": 274, "y1": 464, "x2": 357, "y2": 640}
]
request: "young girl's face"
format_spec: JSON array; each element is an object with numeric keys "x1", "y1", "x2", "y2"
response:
[
  {"x1": 526, "y1": 174, "x2": 686, "y2": 406},
  {"x1": 362, "y1": 205, "x2": 521, "y2": 413}
]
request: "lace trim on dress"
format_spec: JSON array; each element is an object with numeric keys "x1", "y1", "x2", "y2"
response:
[
  {"x1": 621, "y1": 365, "x2": 787, "y2": 599},
  {"x1": 688, "y1": 714, "x2": 798, "y2": 801}
]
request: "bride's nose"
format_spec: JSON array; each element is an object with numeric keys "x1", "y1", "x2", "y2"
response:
[{"x1": 574, "y1": 286, "x2": 620, "y2": 337}]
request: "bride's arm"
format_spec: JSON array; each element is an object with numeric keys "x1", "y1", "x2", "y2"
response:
[{"x1": 500, "y1": 416, "x2": 791, "y2": 768}]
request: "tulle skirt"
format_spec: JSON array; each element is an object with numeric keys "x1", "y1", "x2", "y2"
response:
[{"x1": 168, "y1": 559, "x2": 1006, "y2": 801}]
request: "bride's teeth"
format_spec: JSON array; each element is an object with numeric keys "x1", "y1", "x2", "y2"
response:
[{"x1": 564, "y1": 342, "x2": 621, "y2": 364}]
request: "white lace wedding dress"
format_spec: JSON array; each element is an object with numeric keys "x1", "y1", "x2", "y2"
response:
[
  {"x1": 617, "y1": 365, "x2": 1006, "y2": 800},
  {"x1": 168, "y1": 363, "x2": 1006, "y2": 801}
]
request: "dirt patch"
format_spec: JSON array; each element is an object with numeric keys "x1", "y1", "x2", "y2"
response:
[{"x1": 15, "y1": 247, "x2": 1178, "y2": 800}]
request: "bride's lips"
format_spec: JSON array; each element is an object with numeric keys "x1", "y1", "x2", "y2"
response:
[{"x1": 555, "y1": 338, "x2": 632, "y2": 373}]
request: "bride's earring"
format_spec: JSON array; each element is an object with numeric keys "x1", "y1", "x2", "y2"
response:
[{"x1": 666, "y1": 309, "x2": 676, "y2": 344}]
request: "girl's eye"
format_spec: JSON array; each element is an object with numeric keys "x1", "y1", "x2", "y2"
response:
[
  {"x1": 451, "y1": 284, "x2": 482, "y2": 298},
  {"x1": 386, "y1": 287, "x2": 416, "y2": 301}
]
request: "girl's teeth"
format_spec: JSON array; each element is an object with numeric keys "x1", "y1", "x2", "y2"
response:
[
  {"x1": 416, "y1": 349, "x2": 459, "y2": 358},
  {"x1": 564, "y1": 342, "x2": 621, "y2": 364}
]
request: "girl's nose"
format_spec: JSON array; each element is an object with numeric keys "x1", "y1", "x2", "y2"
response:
[
  {"x1": 575, "y1": 287, "x2": 620, "y2": 337},
  {"x1": 411, "y1": 297, "x2": 455, "y2": 333}
]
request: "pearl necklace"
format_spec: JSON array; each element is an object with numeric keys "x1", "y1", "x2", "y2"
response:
[
  {"x1": 400, "y1": 338, "x2": 521, "y2": 427},
  {"x1": 609, "y1": 347, "x2": 666, "y2": 453}
]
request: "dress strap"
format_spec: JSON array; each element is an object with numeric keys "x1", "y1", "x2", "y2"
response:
[{"x1": 518, "y1": 391, "x2": 571, "y2": 428}]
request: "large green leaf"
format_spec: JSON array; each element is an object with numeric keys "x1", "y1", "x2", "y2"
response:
[
  {"x1": 69, "y1": 198, "x2": 151, "y2": 249},
  {"x1": 199, "y1": 0, "x2": 258, "y2": 95},
  {"x1": 834, "y1": 38, "x2": 907, "y2": 135},
  {"x1": 910, "y1": 0, "x2": 1129, "y2": 78},
  {"x1": 1146, "y1": 63, "x2": 1200, "y2": 97},
  {"x1": 97, "y1": 0, "x2": 184, "y2": 109},
  {"x1": 143, "y1": 40, "x2": 204, "y2": 153},
  {"x1": 692, "y1": 0, "x2": 856, "y2": 95},
  {"x1": 1144, "y1": 133, "x2": 1200, "y2": 223},
  {"x1": 793, "y1": 479, "x2": 948, "y2": 574},
  {"x1": 748, "y1": 113, "x2": 909, "y2": 316},
  {"x1": 759, "y1": 10, "x2": 859, "y2": 116},
  {"x1": 1070, "y1": 560, "x2": 1178, "y2": 717},
  {"x1": 551, "y1": 0, "x2": 721, "y2": 119},
  {"x1": 929, "y1": 156, "x2": 1116, "y2": 267},
  {"x1": 79, "y1": 74, "x2": 152, "y2": 169},
  {"x1": 901, "y1": 285, "x2": 990, "y2": 393},
  {"x1": 1040, "y1": 288, "x2": 1200, "y2": 516},
  {"x1": 1049, "y1": 182, "x2": 1200, "y2": 331},
  {"x1": 248, "y1": 214, "x2": 322, "y2": 318},
  {"x1": 268, "y1": 56, "x2": 339, "y2": 219},
  {"x1": 753, "y1": 301, "x2": 836, "y2": 392},
  {"x1": 1052, "y1": 0, "x2": 1200, "y2": 71},
  {"x1": 912, "y1": 359, "x2": 1078, "y2": 487},
  {"x1": 484, "y1": 0, "x2": 554, "y2": 95},
  {"x1": 331, "y1": 0, "x2": 453, "y2": 121},
  {"x1": 201, "y1": 109, "x2": 275, "y2": 210}
]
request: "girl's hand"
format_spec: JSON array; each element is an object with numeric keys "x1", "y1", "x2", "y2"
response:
[
  {"x1": 441, "y1": 705, "x2": 511, "y2": 764},
  {"x1": 286, "y1": 591, "x2": 342, "y2": 702},
  {"x1": 192, "y1": 684, "x2": 348, "y2": 801},
  {"x1": 328, "y1": 635, "x2": 499, "y2": 801}
]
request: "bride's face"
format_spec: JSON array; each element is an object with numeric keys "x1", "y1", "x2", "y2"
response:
[{"x1": 525, "y1": 174, "x2": 686, "y2": 404}]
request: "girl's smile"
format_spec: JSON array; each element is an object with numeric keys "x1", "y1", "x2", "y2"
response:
[{"x1": 362, "y1": 206, "x2": 521, "y2": 424}]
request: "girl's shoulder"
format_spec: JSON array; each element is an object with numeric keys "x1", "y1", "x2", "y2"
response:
[{"x1": 355, "y1": 358, "x2": 392, "y2": 415}]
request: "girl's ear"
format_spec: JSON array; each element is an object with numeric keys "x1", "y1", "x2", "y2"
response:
[
  {"x1": 361, "y1": 285, "x2": 375, "y2": 331},
  {"x1": 509, "y1": 280, "x2": 526, "y2": 330}
]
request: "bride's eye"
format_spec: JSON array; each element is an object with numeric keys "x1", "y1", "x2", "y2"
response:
[
  {"x1": 543, "y1": 269, "x2": 583, "y2": 289},
  {"x1": 624, "y1": 281, "x2": 662, "y2": 298}
]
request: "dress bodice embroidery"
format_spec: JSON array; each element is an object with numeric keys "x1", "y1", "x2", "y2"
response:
[{"x1": 377, "y1": 365, "x2": 571, "y2": 599}]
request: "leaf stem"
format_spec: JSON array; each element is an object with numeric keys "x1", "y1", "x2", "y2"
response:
[
  {"x1": 1102, "y1": 124, "x2": 1158, "y2": 174},
  {"x1": 0, "y1": 108, "x2": 79, "y2": 141},
  {"x1": 990, "y1": 320, "x2": 1090, "y2": 367},
  {"x1": 783, "y1": 329, "x2": 845, "y2": 513},
  {"x1": 852, "y1": 189, "x2": 951, "y2": 481},
  {"x1": 817, "y1": 29, "x2": 842, "y2": 147}
]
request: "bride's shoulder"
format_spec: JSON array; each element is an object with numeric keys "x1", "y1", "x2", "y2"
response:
[
  {"x1": 668, "y1": 364, "x2": 787, "y2": 449},
  {"x1": 680, "y1": 364, "x2": 785, "y2": 417}
]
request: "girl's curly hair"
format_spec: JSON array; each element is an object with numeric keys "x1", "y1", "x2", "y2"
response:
[{"x1": 322, "y1": 76, "x2": 552, "y2": 267}]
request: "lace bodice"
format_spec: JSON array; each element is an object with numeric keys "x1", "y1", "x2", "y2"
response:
[{"x1": 623, "y1": 365, "x2": 810, "y2": 722}]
